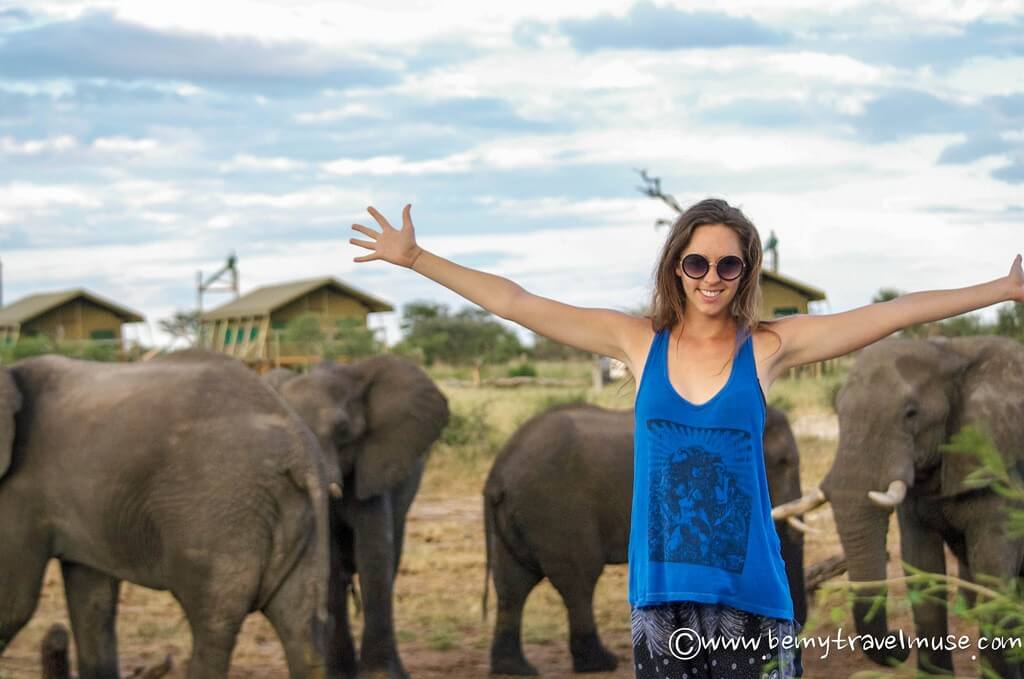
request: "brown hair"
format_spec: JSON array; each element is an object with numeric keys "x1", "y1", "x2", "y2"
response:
[{"x1": 618, "y1": 197, "x2": 782, "y2": 395}]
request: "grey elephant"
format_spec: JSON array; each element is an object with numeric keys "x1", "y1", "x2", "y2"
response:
[
  {"x1": 0, "y1": 351, "x2": 331, "y2": 679},
  {"x1": 482, "y1": 401, "x2": 807, "y2": 675},
  {"x1": 773, "y1": 335, "x2": 1024, "y2": 678},
  {"x1": 263, "y1": 355, "x2": 450, "y2": 679}
]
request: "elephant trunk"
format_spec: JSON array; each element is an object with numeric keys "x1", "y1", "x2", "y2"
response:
[{"x1": 830, "y1": 497, "x2": 910, "y2": 667}]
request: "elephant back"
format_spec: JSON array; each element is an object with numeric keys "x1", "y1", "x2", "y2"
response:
[{"x1": 484, "y1": 402, "x2": 632, "y2": 508}]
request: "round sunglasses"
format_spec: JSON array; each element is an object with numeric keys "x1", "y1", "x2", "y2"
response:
[{"x1": 680, "y1": 253, "x2": 746, "y2": 281}]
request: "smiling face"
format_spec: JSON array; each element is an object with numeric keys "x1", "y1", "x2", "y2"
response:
[{"x1": 675, "y1": 223, "x2": 745, "y2": 316}]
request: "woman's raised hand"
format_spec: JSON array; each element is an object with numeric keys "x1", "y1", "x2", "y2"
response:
[
  {"x1": 1009, "y1": 253, "x2": 1024, "y2": 303},
  {"x1": 350, "y1": 204, "x2": 424, "y2": 269}
]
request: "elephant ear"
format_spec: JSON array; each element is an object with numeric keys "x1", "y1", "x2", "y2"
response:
[
  {"x1": 0, "y1": 368, "x2": 23, "y2": 479},
  {"x1": 939, "y1": 338, "x2": 1021, "y2": 498},
  {"x1": 352, "y1": 354, "x2": 450, "y2": 500}
]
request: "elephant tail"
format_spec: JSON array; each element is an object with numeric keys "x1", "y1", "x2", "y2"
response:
[
  {"x1": 482, "y1": 490, "x2": 496, "y2": 622},
  {"x1": 307, "y1": 470, "x2": 331, "y2": 626}
]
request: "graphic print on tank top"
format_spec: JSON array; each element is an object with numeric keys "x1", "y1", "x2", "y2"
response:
[{"x1": 646, "y1": 418, "x2": 754, "y2": 572}]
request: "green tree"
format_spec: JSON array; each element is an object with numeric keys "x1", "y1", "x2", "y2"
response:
[
  {"x1": 282, "y1": 313, "x2": 326, "y2": 356},
  {"x1": 529, "y1": 333, "x2": 592, "y2": 360},
  {"x1": 394, "y1": 301, "x2": 451, "y2": 365},
  {"x1": 395, "y1": 301, "x2": 522, "y2": 384},
  {"x1": 159, "y1": 310, "x2": 201, "y2": 347},
  {"x1": 325, "y1": 317, "x2": 381, "y2": 360},
  {"x1": 995, "y1": 301, "x2": 1024, "y2": 341}
]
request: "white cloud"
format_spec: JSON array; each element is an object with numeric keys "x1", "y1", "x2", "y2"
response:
[
  {"x1": 0, "y1": 182, "x2": 102, "y2": 209},
  {"x1": 762, "y1": 51, "x2": 885, "y2": 84},
  {"x1": 219, "y1": 154, "x2": 307, "y2": 172},
  {"x1": 221, "y1": 185, "x2": 365, "y2": 209},
  {"x1": 91, "y1": 136, "x2": 160, "y2": 153},
  {"x1": 322, "y1": 153, "x2": 476, "y2": 176},
  {"x1": 0, "y1": 135, "x2": 77, "y2": 155},
  {"x1": 942, "y1": 56, "x2": 1024, "y2": 97},
  {"x1": 294, "y1": 102, "x2": 382, "y2": 124},
  {"x1": 207, "y1": 214, "x2": 237, "y2": 230},
  {"x1": 111, "y1": 180, "x2": 186, "y2": 207}
]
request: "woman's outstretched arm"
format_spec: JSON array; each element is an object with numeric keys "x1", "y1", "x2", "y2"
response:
[
  {"x1": 349, "y1": 204, "x2": 644, "y2": 364},
  {"x1": 772, "y1": 254, "x2": 1024, "y2": 370}
]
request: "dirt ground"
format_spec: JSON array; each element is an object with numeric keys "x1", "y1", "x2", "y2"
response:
[{"x1": 0, "y1": 412, "x2": 1008, "y2": 678}]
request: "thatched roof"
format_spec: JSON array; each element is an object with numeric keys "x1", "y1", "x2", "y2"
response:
[
  {"x1": 0, "y1": 288, "x2": 145, "y2": 327},
  {"x1": 200, "y1": 276, "x2": 393, "y2": 322},
  {"x1": 762, "y1": 270, "x2": 826, "y2": 300}
]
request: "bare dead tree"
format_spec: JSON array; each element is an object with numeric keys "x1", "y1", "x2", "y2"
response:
[{"x1": 634, "y1": 167, "x2": 685, "y2": 229}]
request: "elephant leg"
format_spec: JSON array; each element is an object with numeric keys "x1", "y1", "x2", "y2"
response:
[
  {"x1": 179, "y1": 607, "x2": 247, "y2": 679},
  {"x1": 176, "y1": 572, "x2": 259, "y2": 679},
  {"x1": 352, "y1": 493, "x2": 408, "y2": 679},
  {"x1": 61, "y1": 562, "x2": 120, "y2": 679},
  {"x1": 955, "y1": 556, "x2": 977, "y2": 610},
  {"x1": 546, "y1": 561, "x2": 618, "y2": 673},
  {"x1": 390, "y1": 457, "x2": 425, "y2": 579},
  {"x1": 0, "y1": 526, "x2": 48, "y2": 656},
  {"x1": 489, "y1": 532, "x2": 543, "y2": 676},
  {"x1": 778, "y1": 523, "x2": 807, "y2": 677},
  {"x1": 326, "y1": 531, "x2": 358, "y2": 679},
  {"x1": 261, "y1": 548, "x2": 330, "y2": 679},
  {"x1": 965, "y1": 523, "x2": 1024, "y2": 679},
  {"x1": 898, "y1": 512, "x2": 954, "y2": 675}
]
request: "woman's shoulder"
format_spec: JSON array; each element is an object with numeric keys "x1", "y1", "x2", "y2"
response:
[{"x1": 620, "y1": 317, "x2": 660, "y2": 383}]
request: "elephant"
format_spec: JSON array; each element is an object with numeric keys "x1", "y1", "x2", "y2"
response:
[
  {"x1": 773, "y1": 335, "x2": 1024, "y2": 678},
  {"x1": 263, "y1": 354, "x2": 450, "y2": 679},
  {"x1": 0, "y1": 350, "x2": 332, "y2": 679},
  {"x1": 482, "y1": 401, "x2": 807, "y2": 675}
]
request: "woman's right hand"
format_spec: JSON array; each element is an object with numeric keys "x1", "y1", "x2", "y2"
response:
[{"x1": 350, "y1": 204, "x2": 424, "y2": 269}]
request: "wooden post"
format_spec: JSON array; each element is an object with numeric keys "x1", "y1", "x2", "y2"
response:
[
  {"x1": 228, "y1": 320, "x2": 240, "y2": 357},
  {"x1": 255, "y1": 316, "x2": 270, "y2": 359},
  {"x1": 214, "y1": 319, "x2": 226, "y2": 352},
  {"x1": 239, "y1": 317, "x2": 254, "y2": 358},
  {"x1": 591, "y1": 354, "x2": 605, "y2": 391}
]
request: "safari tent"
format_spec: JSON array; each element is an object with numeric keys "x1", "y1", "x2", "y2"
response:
[
  {"x1": 0, "y1": 288, "x2": 145, "y2": 346},
  {"x1": 198, "y1": 276, "x2": 393, "y2": 368}
]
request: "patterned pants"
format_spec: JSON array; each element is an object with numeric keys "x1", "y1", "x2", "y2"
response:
[{"x1": 631, "y1": 601, "x2": 803, "y2": 679}]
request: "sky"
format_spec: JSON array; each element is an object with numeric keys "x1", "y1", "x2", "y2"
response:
[{"x1": 0, "y1": 0, "x2": 1021, "y2": 348}]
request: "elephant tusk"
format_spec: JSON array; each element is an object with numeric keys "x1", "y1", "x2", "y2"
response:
[
  {"x1": 771, "y1": 487, "x2": 827, "y2": 521},
  {"x1": 329, "y1": 482, "x2": 342, "y2": 498},
  {"x1": 867, "y1": 479, "x2": 907, "y2": 508}
]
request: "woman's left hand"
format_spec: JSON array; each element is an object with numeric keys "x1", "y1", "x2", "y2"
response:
[{"x1": 1009, "y1": 254, "x2": 1024, "y2": 303}]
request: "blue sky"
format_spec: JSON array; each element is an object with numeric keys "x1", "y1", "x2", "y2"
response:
[{"x1": 0, "y1": 0, "x2": 1021, "y2": 347}]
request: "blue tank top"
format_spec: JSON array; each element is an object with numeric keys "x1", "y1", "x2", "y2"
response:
[{"x1": 629, "y1": 325, "x2": 794, "y2": 621}]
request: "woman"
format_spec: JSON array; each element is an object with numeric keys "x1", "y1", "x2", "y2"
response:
[{"x1": 349, "y1": 198, "x2": 1023, "y2": 678}]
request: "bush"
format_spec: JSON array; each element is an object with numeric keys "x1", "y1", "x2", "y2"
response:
[
  {"x1": 0, "y1": 337, "x2": 126, "y2": 364},
  {"x1": 767, "y1": 392, "x2": 794, "y2": 414},
  {"x1": 439, "y1": 400, "x2": 495, "y2": 448},
  {"x1": 59, "y1": 341, "x2": 119, "y2": 362},
  {"x1": 506, "y1": 363, "x2": 538, "y2": 377}
]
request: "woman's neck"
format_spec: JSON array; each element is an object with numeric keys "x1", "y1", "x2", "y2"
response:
[{"x1": 676, "y1": 315, "x2": 738, "y2": 341}]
